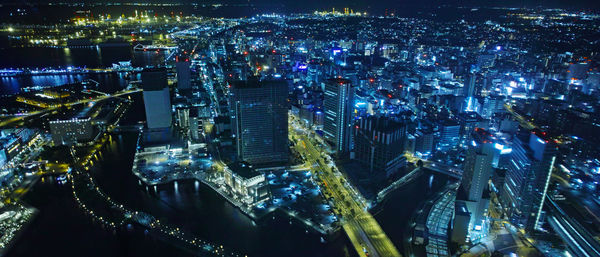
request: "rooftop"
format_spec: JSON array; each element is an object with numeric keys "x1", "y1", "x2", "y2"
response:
[{"x1": 228, "y1": 162, "x2": 260, "y2": 179}]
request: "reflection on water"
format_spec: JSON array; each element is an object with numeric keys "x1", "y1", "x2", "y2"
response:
[
  {"x1": 429, "y1": 174, "x2": 434, "y2": 188},
  {"x1": 8, "y1": 132, "x2": 453, "y2": 257},
  {"x1": 0, "y1": 73, "x2": 135, "y2": 95},
  {"x1": 10, "y1": 132, "x2": 355, "y2": 257},
  {"x1": 0, "y1": 46, "x2": 165, "y2": 69},
  {"x1": 91, "y1": 133, "x2": 353, "y2": 257},
  {"x1": 0, "y1": 45, "x2": 166, "y2": 95}
]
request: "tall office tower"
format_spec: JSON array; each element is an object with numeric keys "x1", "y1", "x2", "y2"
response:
[
  {"x1": 501, "y1": 130, "x2": 557, "y2": 232},
  {"x1": 142, "y1": 68, "x2": 172, "y2": 129},
  {"x1": 230, "y1": 79, "x2": 289, "y2": 165},
  {"x1": 464, "y1": 73, "x2": 477, "y2": 112},
  {"x1": 438, "y1": 120, "x2": 460, "y2": 151},
  {"x1": 323, "y1": 78, "x2": 354, "y2": 154},
  {"x1": 353, "y1": 115, "x2": 406, "y2": 176},
  {"x1": 458, "y1": 128, "x2": 501, "y2": 233},
  {"x1": 175, "y1": 57, "x2": 191, "y2": 91},
  {"x1": 414, "y1": 129, "x2": 434, "y2": 156},
  {"x1": 464, "y1": 73, "x2": 476, "y2": 98}
]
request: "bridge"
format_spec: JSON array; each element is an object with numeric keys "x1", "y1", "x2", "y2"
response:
[
  {"x1": 423, "y1": 162, "x2": 463, "y2": 180},
  {"x1": 377, "y1": 167, "x2": 422, "y2": 203},
  {"x1": 375, "y1": 161, "x2": 461, "y2": 203},
  {"x1": 133, "y1": 43, "x2": 177, "y2": 51}
]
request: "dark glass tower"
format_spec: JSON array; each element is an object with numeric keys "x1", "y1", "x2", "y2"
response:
[
  {"x1": 175, "y1": 56, "x2": 191, "y2": 91},
  {"x1": 353, "y1": 115, "x2": 406, "y2": 176},
  {"x1": 230, "y1": 79, "x2": 289, "y2": 165}
]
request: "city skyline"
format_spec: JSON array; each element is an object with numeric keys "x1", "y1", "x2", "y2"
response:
[{"x1": 0, "y1": 2, "x2": 599, "y2": 257}]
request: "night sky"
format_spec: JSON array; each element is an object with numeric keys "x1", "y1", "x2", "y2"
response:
[{"x1": 5, "y1": 0, "x2": 600, "y2": 11}]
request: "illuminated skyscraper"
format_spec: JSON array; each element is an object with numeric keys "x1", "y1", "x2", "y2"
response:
[
  {"x1": 323, "y1": 78, "x2": 354, "y2": 154},
  {"x1": 230, "y1": 78, "x2": 289, "y2": 164},
  {"x1": 501, "y1": 130, "x2": 557, "y2": 231},
  {"x1": 459, "y1": 128, "x2": 501, "y2": 233}
]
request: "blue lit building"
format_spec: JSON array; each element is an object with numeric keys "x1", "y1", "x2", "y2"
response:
[
  {"x1": 457, "y1": 128, "x2": 501, "y2": 238},
  {"x1": 501, "y1": 130, "x2": 557, "y2": 232},
  {"x1": 323, "y1": 78, "x2": 354, "y2": 154},
  {"x1": 438, "y1": 120, "x2": 460, "y2": 151},
  {"x1": 414, "y1": 129, "x2": 434, "y2": 157}
]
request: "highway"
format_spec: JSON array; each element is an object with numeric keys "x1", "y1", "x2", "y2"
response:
[{"x1": 290, "y1": 119, "x2": 401, "y2": 257}]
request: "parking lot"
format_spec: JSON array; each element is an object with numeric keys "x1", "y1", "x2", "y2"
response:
[{"x1": 254, "y1": 169, "x2": 338, "y2": 232}]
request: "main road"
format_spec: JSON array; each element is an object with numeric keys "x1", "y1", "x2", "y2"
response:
[{"x1": 290, "y1": 119, "x2": 401, "y2": 257}]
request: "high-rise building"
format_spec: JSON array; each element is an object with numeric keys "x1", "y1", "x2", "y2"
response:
[
  {"x1": 457, "y1": 112, "x2": 488, "y2": 143},
  {"x1": 353, "y1": 115, "x2": 407, "y2": 176},
  {"x1": 464, "y1": 73, "x2": 476, "y2": 98},
  {"x1": 451, "y1": 201, "x2": 471, "y2": 244},
  {"x1": 142, "y1": 68, "x2": 172, "y2": 129},
  {"x1": 501, "y1": 130, "x2": 557, "y2": 231},
  {"x1": 323, "y1": 78, "x2": 354, "y2": 154},
  {"x1": 189, "y1": 108, "x2": 200, "y2": 141},
  {"x1": 230, "y1": 79, "x2": 289, "y2": 164},
  {"x1": 176, "y1": 56, "x2": 191, "y2": 91},
  {"x1": 438, "y1": 120, "x2": 460, "y2": 151},
  {"x1": 458, "y1": 128, "x2": 501, "y2": 234},
  {"x1": 414, "y1": 129, "x2": 434, "y2": 157},
  {"x1": 478, "y1": 95, "x2": 504, "y2": 119}
]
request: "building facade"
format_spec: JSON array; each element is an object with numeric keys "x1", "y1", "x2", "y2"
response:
[
  {"x1": 501, "y1": 130, "x2": 557, "y2": 231},
  {"x1": 230, "y1": 79, "x2": 289, "y2": 164},
  {"x1": 175, "y1": 57, "x2": 191, "y2": 91},
  {"x1": 353, "y1": 115, "x2": 406, "y2": 176},
  {"x1": 142, "y1": 68, "x2": 172, "y2": 129},
  {"x1": 458, "y1": 128, "x2": 500, "y2": 235},
  {"x1": 223, "y1": 162, "x2": 270, "y2": 204},
  {"x1": 49, "y1": 118, "x2": 96, "y2": 145},
  {"x1": 323, "y1": 78, "x2": 354, "y2": 154}
]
